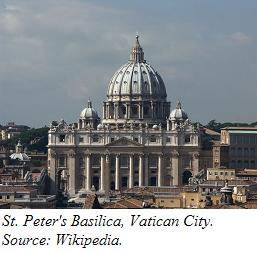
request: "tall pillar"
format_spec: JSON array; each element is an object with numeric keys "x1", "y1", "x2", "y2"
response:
[
  {"x1": 100, "y1": 155, "x2": 105, "y2": 191},
  {"x1": 129, "y1": 155, "x2": 134, "y2": 188},
  {"x1": 106, "y1": 103, "x2": 109, "y2": 119},
  {"x1": 144, "y1": 155, "x2": 149, "y2": 186},
  {"x1": 49, "y1": 151, "x2": 57, "y2": 194},
  {"x1": 158, "y1": 154, "x2": 163, "y2": 187},
  {"x1": 114, "y1": 103, "x2": 118, "y2": 119},
  {"x1": 86, "y1": 154, "x2": 91, "y2": 191},
  {"x1": 126, "y1": 103, "x2": 129, "y2": 119},
  {"x1": 105, "y1": 154, "x2": 110, "y2": 195},
  {"x1": 151, "y1": 102, "x2": 154, "y2": 118},
  {"x1": 128, "y1": 103, "x2": 131, "y2": 119},
  {"x1": 139, "y1": 154, "x2": 144, "y2": 187},
  {"x1": 139, "y1": 103, "x2": 142, "y2": 119},
  {"x1": 115, "y1": 154, "x2": 120, "y2": 190},
  {"x1": 172, "y1": 152, "x2": 179, "y2": 186},
  {"x1": 192, "y1": 153, "x2": 199, "y2": 176},
  {"x1": 68, "y1": 153, "x2": 76, "y2": 195}
]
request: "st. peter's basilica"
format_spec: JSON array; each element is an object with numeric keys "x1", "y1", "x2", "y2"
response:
[{"x1": 48, "y1": 36, "x2": 202, "y2": 196}]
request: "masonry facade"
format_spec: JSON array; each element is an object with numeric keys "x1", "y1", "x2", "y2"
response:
[{"x1": 48, "y1": 36, "x2": 201, "y2": 196}]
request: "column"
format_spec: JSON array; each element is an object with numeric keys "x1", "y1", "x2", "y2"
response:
[
  {"x1": 126, "y1": 103, "x2": 129, "y2": 119},
  {"x1": 128, "y1": 103, "x2": 131, "y2": 119},
  {"x1": 106, "y1": 104, "x2": 109, "y2": 120},
  {"x1": 105, "y1": 155, "x2": 110, "y2": 195},
  {"x1": 192, "y1": 153, "x2": 199, "y2": 176},
  {"x1": 49, "y1": 151, "x2": 57, "y2": 194},
  {"x1": 158, "y1": 154, "x2": 163, "y2": 187},
  {"x1": 151, "y1": 102, "x2": 154, "y2": 118},
  {"x1": 86, "y1": 154, "x2": 91, "y2": 191},
  {"x1": 144, "y1": 155, "x2": 149, "y2": 186},
  {"x1": 100, "y1": 155, "x2": 105, "y2": 191},
  {"x1": 114, "y1": 103, "x2": 118, "y2": 119},
  {"x1": 172, "y1": 152, "x2": 179, "y2": 186},
  {"x1": 139, "y1": 103, "x2": 142, "y2": 119},
  {"x1": 115, "y1": 154, "x2": 120, "y2": 190},
  {"x1": 102, "y1": 104, "x2": 106, "y2": 120},
  {"x1": 129, "y1": 155, "x2": 134, "y2": 188},
  {"x1": 69, "y1": 153, "x2": 76, "y2": 195},
  {"x1": 139, "y1": 154, "x2": 143, "y2": 187}
]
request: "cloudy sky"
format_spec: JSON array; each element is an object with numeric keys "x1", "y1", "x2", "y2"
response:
[{"x1": 0, "y1": 0, "x2": 257, "y2": 127}]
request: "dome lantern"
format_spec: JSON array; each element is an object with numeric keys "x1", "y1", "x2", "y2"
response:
[{"x1": 130, "y1": 35, "x2": 145, "y2": 63}]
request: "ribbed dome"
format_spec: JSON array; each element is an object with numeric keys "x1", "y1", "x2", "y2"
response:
[
  {"x1": 10, "y1": 140, "x2": 30, "y2": 161},
  {"x1": 169, "y1": 101, "x2": 188, "y2": 121},
  {"x1": 80, "y1": 100, "x2": 99, "y2": 119},
  {"x1": 107, "y1": 36, "x2": 167, "y2": 100},
  {"x1": 10, "y1": 153, "x2": 30, "y2": 161}
]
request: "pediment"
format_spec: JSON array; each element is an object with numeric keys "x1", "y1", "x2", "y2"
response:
[{"x1": 106, "y1": 137, "x2": 143, "y2": 147}]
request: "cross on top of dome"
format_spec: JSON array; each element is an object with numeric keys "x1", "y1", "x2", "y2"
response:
[{"x1": 130, "y1": 35, "x2": 145, "y2": 63}]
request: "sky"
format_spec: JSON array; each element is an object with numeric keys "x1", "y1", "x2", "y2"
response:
[{"x1": 0, "y1": 0, "x2": 257, "y2": 127}]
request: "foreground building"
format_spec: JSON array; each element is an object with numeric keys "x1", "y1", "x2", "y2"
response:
[
  {"x1": 48, "y1": 36, "x2": 201, "y2": 197},
  {"x1": 213, "y1": 126, "x2": 257, "y2": 169}
]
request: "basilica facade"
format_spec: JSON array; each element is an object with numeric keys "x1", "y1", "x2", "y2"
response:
[{"x1": 48, "y1": 36, "x2": 201, "y2": 196}]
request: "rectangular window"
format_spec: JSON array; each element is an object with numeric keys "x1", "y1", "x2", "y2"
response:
[
  {"x1": 92, "y1": 135, "x2": 99, "y2": 143},
  {"x1": 185, "y1": 135, "x2": 191, "y2": 143},
  {"x1": 59, "y1": 156, "x2": 65, "y2": 167},
  {"x1": 150, "y1": 136, "x2": 157, "y2": 143},
  {"x1": 59, "y1": 135, "x2": 65, "y2": 142},
  {"x1": 134, "y1": 137, "x2": 139, "y2": 142},
  {"x1": 166, "y1": 137, "x2": 171, "y2": 143},
  {"x1": 7, "y1": 195, "x2": 10, "y2": 199},
  {"x1": 110, "y1": 137, "x2": 115, "y2": 142},
  {"x1": 149, "y1": 156, "x2": 158, "y2": 167},
  {"x1": 120, "y1": 156, "x2": 129, "y2": 167},
  {"x1": 92, "y1": 155, "x2": 100, "y2": 167},
  {"x1": 79, "y1": 137, "x2": 84, "y2": 143},
  {"x1": 0, "y1": 196, "x2": 2, "y2": 199}
]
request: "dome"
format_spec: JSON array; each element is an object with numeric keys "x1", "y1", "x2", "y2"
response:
[
  {"x1": 80, "y1": 100, "x2": 99, "y2": 119},
  {"x1": 107, "y1": 36, "x2": 167, "y2": 101},
  {"x1": 169, "y1": 101, "x2": 188, "y2": 121},
  {"x1": 10, "y1": 153, "x2": 30, "y2": 161},
  {"x1": 10, "y1": 140, "x2": 30, "y2": 161},
  {"x1": 97, "y1": 124, "x2": 103, "y2": 130}
]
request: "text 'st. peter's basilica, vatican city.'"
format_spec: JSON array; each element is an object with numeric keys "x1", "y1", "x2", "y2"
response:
[{"x1": 48, "y1": 36, "x2": 201, "y2": 197}]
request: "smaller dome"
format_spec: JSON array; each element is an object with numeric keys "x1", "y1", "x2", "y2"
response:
[
  {"x1": 169, "y1": 101, "x2": 188, "y2": 121},
  {"x1": 97, "y1": 124, "x2": 103, "y2": 130},
  {"x1": 10, "y1": 153, "x2": 30, "y2": 161},
  {"x1": 152, "y1": 124, "x2": 158, "y2": 130},
  {"x1": 80, "y1": 100, "x2": 99, "y2": 119},
  {"x1": 10, "y1": 140, "x2": 30, "y2": 161}
]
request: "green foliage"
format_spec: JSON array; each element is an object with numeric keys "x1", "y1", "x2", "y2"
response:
[
  {"x1": 205, "y1": 120, "x2": 257, "y2": 132},
  {"x1": 0, "y1": 127, "x2": 49, "y2": 153}
]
